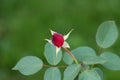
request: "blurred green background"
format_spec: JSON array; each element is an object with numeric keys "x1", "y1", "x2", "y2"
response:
[{"x1": 0, "y1": 0, "x2": 120, "y2": 80}]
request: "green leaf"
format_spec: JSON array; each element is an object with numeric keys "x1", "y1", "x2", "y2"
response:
[
  {"x1": 82, "y1": 56, "x2": 106, "y2": 65},
  {"x1": 79, "y1": 70, "x2": 101, "y2": 80},
  {"x1": 93, "y1": 68, "x2": 103, "y2": 80},
  {"x1": 12, "y1": 56, "x2": 43, "y2": 75},
  {"x1": 63, "y1": 64, "x2": 81, "y2": 80},
  {"x1": 63, "y1": 52, "x2": 73, "y2": 65},
  {"x1": 96, "y1": 21, "x2": 118, "y2": 48},
  {"x1": 72, "y1": 46, "x2": 96, "y2": 62},
  {"x1": 100, "y1": 52, "x2": 120, "y2": 70},
  {"x1": 44, "y1": 67, "x2": 61, "y2": 80},
  {"x1": 44, "y1": 43, "x2": 62, "y2": 65}
]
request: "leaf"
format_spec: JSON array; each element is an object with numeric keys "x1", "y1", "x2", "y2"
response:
[
  {"x1": 82, "y1": 56, "x2": 106, "y2": 65},
  {"x1": 78, "y1": 70, "x2": 101, "y2": 80},
  {"x1": 44, "y1": 67, "x2": 61, "y2": 80},
  {"x1": 63, "y1": 64, "x2": 81, "y2": 80},
  {"x1": 12, "y1": 56, "x2": 43, "y2": 75},
  {"x1": 44, "y1": 43, "x2": 62, "y2": 65},
  {"x1": 96, "y1": 21, "x2": 118, "y2": 48},
  {"x1": 63, "y1": 52, "x2": 73, "y2": 65},
  {"x1": 100, "y1": 52, "x2": 120, "y2": 70},
  {"x1": 72, "y1": 46, "x2": 96, "y2": 62},
  {"x1": 93, "y1": 68, "x2": 104, "y2": 80}
]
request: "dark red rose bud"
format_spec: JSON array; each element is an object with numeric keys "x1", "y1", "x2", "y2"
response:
[{"x1": 52, "y1": 33, "x2": 64, "y2": 48}]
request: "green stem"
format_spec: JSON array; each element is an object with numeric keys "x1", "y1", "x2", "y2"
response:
[
  {"x1": 63, "y1": 48, "x2": 79, "y2": 64},
  {"x1": 98, "y1": 47, "x2": 102, "y2": 55},
  {"x1": 91, "y1": 47, "x2": 102, "y2": 69},
  {"x1": 43, "y1": 64, "x2": 67, "y2": 68}
]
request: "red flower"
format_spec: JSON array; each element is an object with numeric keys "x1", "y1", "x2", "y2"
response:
[
  {"x1": 52, "y1": 33, "x2": 64, "y2": 48},
  {"x1": 45, "y1": 29, "x2": 73, "y2": 55}
]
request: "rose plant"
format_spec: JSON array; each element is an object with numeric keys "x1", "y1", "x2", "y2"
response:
[{"x1": 12, "y1": 20, "x2": 120, "y2": 80}]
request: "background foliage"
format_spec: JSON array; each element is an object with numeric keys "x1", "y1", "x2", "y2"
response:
[{"x1": 0, "y1": 0, "x2": 120, "y2": 80}]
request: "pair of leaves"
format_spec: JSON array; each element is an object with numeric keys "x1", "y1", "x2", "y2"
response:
[
  {"x1": 63, "y1": 66, "x2": 103, "y2": 80},
  {"x1": 44, "y1": 43, "x2": 62, "y2": 80},
  {"x1": 44, "y1": 64, "x2": 81, "y2": 80},
  {"x1": 96, "y1": 21, "x2": 120, "y2": 70},
  {"x1": 12, "y1": 42, "x2": 62, "y2": 76},
  {"x1": 63, "y1": 46, "x2": 106, "y2": 65}
]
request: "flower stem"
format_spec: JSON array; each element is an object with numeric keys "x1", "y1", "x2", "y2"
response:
[{"x1": 63, "y1": 48, "x2": 79, "y2": 64}]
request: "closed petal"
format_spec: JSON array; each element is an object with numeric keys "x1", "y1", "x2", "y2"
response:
[
  {"x1": 56, "y1": 47, "x2": 60, "y2": 56},
  {"x1": 62, "y1": 41, "x2": 70, "y2": 48},
  {"x1": 63, "y1": 29, "x2": 73, "y2": 40},
  {"x1": 50, "y1": 29, "x2": 56, "y2": 35}
]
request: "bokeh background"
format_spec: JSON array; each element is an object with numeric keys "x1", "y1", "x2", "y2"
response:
[{"x1": 0, "y1": 0, "x2": 120, "y2": 80}]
